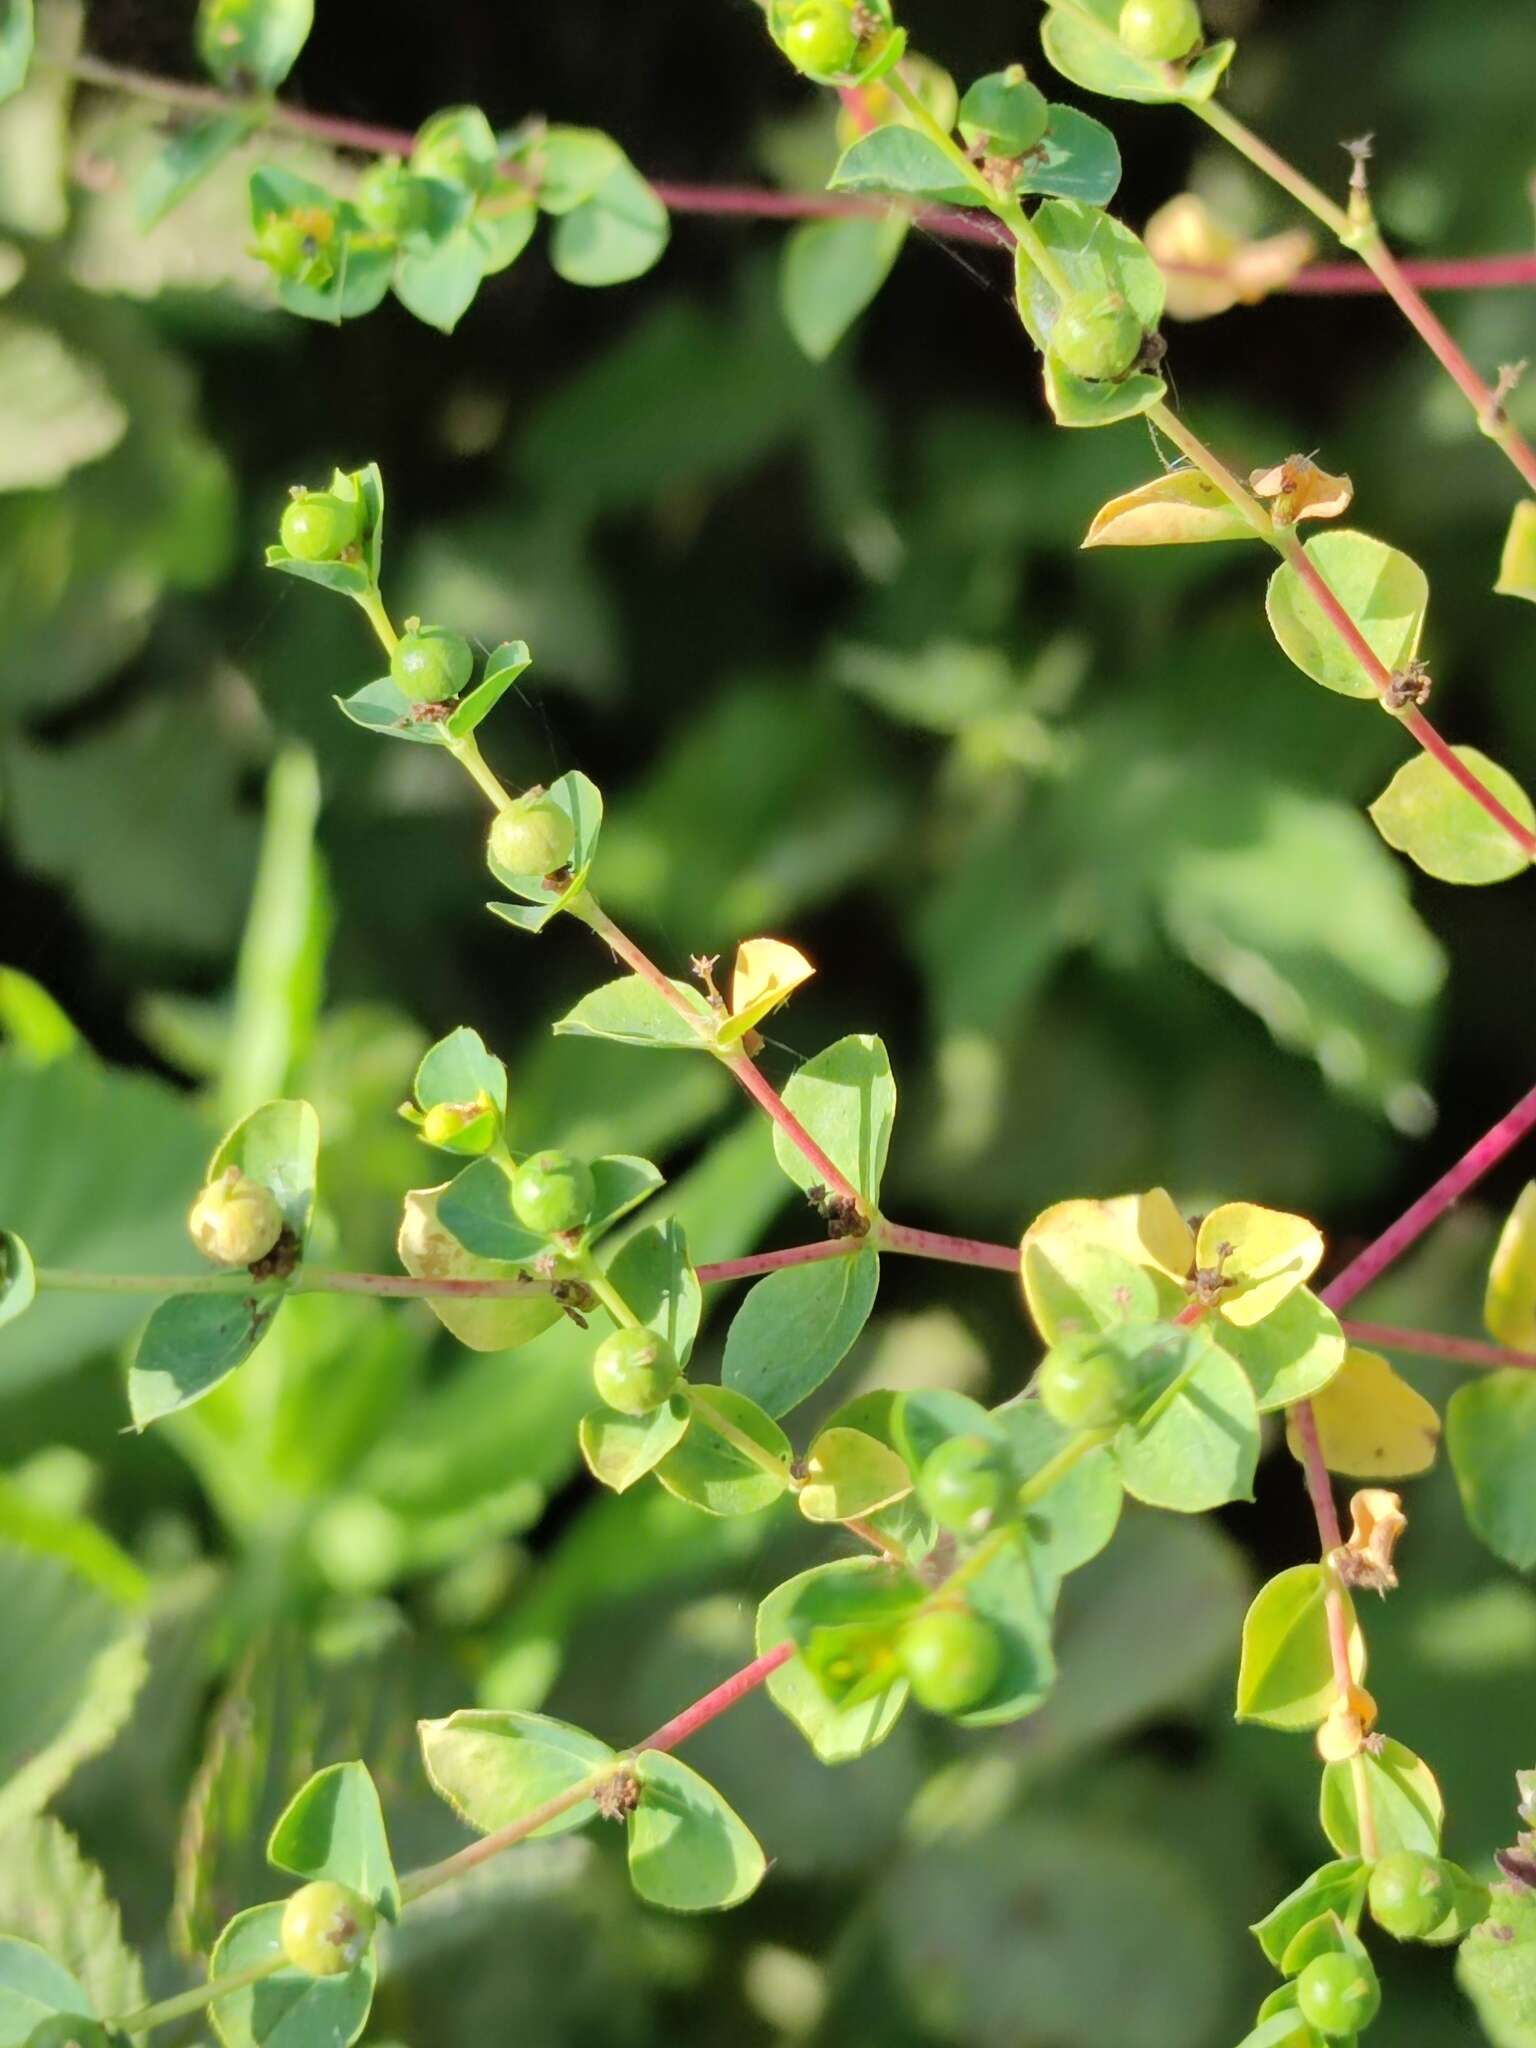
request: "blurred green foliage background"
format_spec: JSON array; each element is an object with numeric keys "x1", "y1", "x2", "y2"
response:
[{"x1": 2, "y1": 0, "x2": 1535, "y2": 2041}]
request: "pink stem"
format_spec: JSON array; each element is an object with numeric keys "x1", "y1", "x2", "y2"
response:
[
  {"x1": 631, "y1": 1643, "x2": 795, "y2": 1754},
  {"x1": 697, "y1": 1240, "x2": 860, "y2": 1284},
  {"x1": 720, "y1": 1050, "x2": 864, "y2": 1213},
  {"x1": 1291, "y1": 254, "x2": 1536, "y2": 296},
  {"x1": 1342, "y1": 1320, "x2": 1536, "y2": 1373},
  {"x1": 1321, "y1": 1080, "x2": 1536, "y2": 1311},
  {"x1": 877, "y1": 1221, "x2": 1019, "y2": 1272}
]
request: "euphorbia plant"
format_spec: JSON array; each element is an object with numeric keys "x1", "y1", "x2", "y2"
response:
[{"x1": 5, "y1": 2, "x2": 1536, "y2": 2045}]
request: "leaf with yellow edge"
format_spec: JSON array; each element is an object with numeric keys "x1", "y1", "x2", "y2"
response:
[
  {"x1": 797, "y1": 1427, "x2": 912, "y2": 1523},
  {"x1": 1197, "y1": 1202, "x2": 1322, "y2": 1328},
  {"x1": 1235, "y1": 1562, "x2": 1365, "y2": 1731},
  {"x1": 1144, "y1": 193, "x2": 1315, "y2": 321},
  {"x1": 1083, "y1": 470, "x2": 1257, "y2": 549},
  {"x1": 1486, "y1": 1182, "x2": 1536, "y2": 1348},
  {"x1": 1495, "y1": 500, "x2": 1536, "y2": 605},
  {"x1": 716, "y1": 938, "x2": 814, "y2": 1048},
  {"x1": 1019, "y1": 1189, "x2": 1191, "y2": 1342},
  {"x1": 1286, "y1": 1347, "x2": 1440, "y2": 1478}
]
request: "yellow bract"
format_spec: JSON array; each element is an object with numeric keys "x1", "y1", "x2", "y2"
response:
[
  {"x1": 1197, "y1": 1202, "x2": 1322, "y2": 1327},
  {"x1": 1082, "y1": 470, "x2": 1258, "y2": 549},
  {"x1": 1249, "y1": 454, "x2": 1354, "y2": 529},
  {"x1": 1287, "y1": 1347, "x2": 1440, "y2": 1478},
  {"x1": 1316, "y1": 1681, "x2": 1379, "y2": 1763},
  {"x1": 1144, "y1": 193, "x2": 1315, "y2": 322},
  {"x1": 1019, "y1": 1188, "x2": 1192, "y2": 1341},
  {"x1": 1485, "y1": 1181, "x2": 1536, "y2": 1348},
  {"x1": 1340, "y1": 1487, "x2": 1408, "y2": 1592},
  {"x1": 718, "y1": 938, "x2": 815, "y2": 1046}
]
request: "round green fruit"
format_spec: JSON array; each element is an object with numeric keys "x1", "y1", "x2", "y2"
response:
[
  {"x1": 280, "y1": 490, "x2": 363, "y2": 562},
  {"x1": 1368, "y1": 1850, "x2": 1455, "y2": 1941},
  {"x1": 1117, "y1": 0, "x2": 1202, "y2": 62},
  {"x1": 1037, "y1": 1338, "x2": 1139, "y2": 1432},
  {"x1": 1295, "y1": 1951, "x2": 1381, "y2": 2040},
  {"x1": 420, "y1": 1095, "x2": 495, "y2": 1154},
  {"x1": 188, "y1": 1168, "x2": 283, "y2": 1268},
  {"x1": 917, "y1": 1434, "x2": 1007, "y2": 1532},
  {"x1": 1048, "y1": 290, "x2": 1144, "y2": 383},
  {"x1": 592, "y1": 1325, "x2": 681, "y2": 1415},
  {"x1": 279, "y1": 1881, "x2": 377, "y2": 1979},
  {"x1": 511, "y1": 1149, "x2": 596, "y2": 1235},
  {"x1": 391, "y1": 624, "x2": 473, "y2": 703},
  {"x1": 783, "y1": 0, "x2": 860, "y2": 78},
  {"x1": 489, "y1": 798, "x2": 577, "y2": 877},
  {"x1": 356, "y1": 159, "x2": 435, "y2": 238},
  {"x1": 24, "y1": 2018, "x2": 112, "y2": 2048},
  {"x1": 897, "y1": 1607, "x2": 1004, "y2": 1715}
]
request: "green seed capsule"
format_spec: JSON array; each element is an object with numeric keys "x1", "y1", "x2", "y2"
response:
[
  {"x1": 1048, "y1": 289, "x2": 1144, "y2": 383},
  {"x1": 279, "y1": 1881, "x2": 377, "y2": 1979},
  {"x1": 356, "y1": 158, "x2": 436, "y2": 238},
  {"x1": 1117, "y1": 0, "x2": 1202, "y2": 62},
  {"x1": 280, "y1": 490, "x2": 364, "y2": 562},
  {"x1": 1295, "y1": 1951, "x2": 1381, "y2": 2040},
  {"x1": 896, "y1": 1608, "x2": 1004, "y2": 1715},
  {"x1": 1368, "y1": 1850, "x2": 1456, "y2": 1940},
  {"x1": 917, "y1": 1434, "x2": 1007, "y2": 1532},
  {"x1": 489, "y1": 798, "x2": 577, "y2": 877},
  {"x1": 511, "y1": 1149, "x2": 596, "y2": 1234},
  {"x1": 391, "y1": 624, "x2": 474, "y2": 703},
  {"x1": 188, "y1": 1168, "x2": 283, "y2": 1267},
  {"x1": 1036, "y1": 1336, "x2": 1139, "y2": 1431},
  {"x1": 782, "y1": 0, "x2": 860, "y2": 79},
  {"x1": 592, "y1": 1324, "x2": 681, "y2": 1414}
]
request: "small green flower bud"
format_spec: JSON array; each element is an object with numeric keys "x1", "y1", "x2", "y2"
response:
[
  {"x1": 782, "y1": 0, "x2": 861, "y2": 80},
  {"x1": 280, "y1": 489, "x2": 364, "y2": 562},
  {"x1": 917, "y1": 1434, "x2": 1008, "y2": 1533},
  {"x1": 251, "y1": 208, "x2": 337, "y2": 290},
  {"x1": 1117, "y1": 0, "x2": 1202, "y2": 63},
  {"x1": 592, "y1": 1324, "x2": 681, "y2": 1414},
  {"x1": 511, "y1": 1150, "x2": 596, "y2": 1235},
  {"x1": 489, "y1": 797, "x2": 576, "y2": 878},
  {"x1": 1368, "y1": 1850, "x2": 1456, "y2": 1940},
  {"x1": 188, "y1": 1168, "x2": 283, "y2": 1268},
  {"x1": 1295, "y1": 1951, "x2": 1380, "y2": 2040},
  {"x1": 356, "y1": 157, "x2": 436, "y2": 238},
  {"x1": 896, "y1": 1607, "x2": 1004, "y2": 1715},
  {"x1": 420, "y1": 1092, "x2": 498, "y2": 1155},
  {"x1": 279, "y1": 1881, "x2": 377, "y2": 1979},
  {"x1": 390, "y1": 623, "x2": 474, "y2": 703},
  {"x1": 1047, "y1": 289, "x2": 1144, "y2": 383}
]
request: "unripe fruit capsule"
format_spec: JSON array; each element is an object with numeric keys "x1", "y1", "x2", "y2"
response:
[
  {"x1": 1037, "y1": 1337, "x2": 1139, "y2": 1432},
  {"x1": 917, "y1": 1434, "x2": 1007, "y2": 1532},
  {"x1": 356, "y1": 159, "x2": 435, "y2": 239},
  {"x1": 1368, "y1": 1850, "x2": 1455, "y2": 1940},
  {"x1": 1294, "y1": 1951, "x2": 1381, "y2": 2039},
  {"x1": 896, "y1": 1607, "x2": 1004, "y2": 1715},
  {"x1": 279, "y1": 1880, "x2": 377, "y2": 1978},
  {"x1": 280, "y1": 491, "x2": 363, "y2": 562},
  {"x1": 188, "y1": 1168, "x2": 283, "y2": 1268},
  {"x1": 1117, "y1": 0, "x2": 1202, "y2": 62},
  {"x1": 783, "y1": 0, "x2": 860, "y2": 79},
  {"x1": 593, "y1": 1325, "x2": 681, "y2": 1414},
  {"x1": 390, "y1": 624, "x2": 474, "y2": 703},
  {"x1": 489, "y1": 798, "x2": 577, "y2": 878},
  {"x1": 1048, "y1": 290, "x2": 1144, "y2": 383},
  {"x1": 511, "y1": 1149, "x2": 596, "y2": 1235}
]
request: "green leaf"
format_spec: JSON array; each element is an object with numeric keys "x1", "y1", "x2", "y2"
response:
[
  {"x1": 414, "y1": 1026, "x2": 508, "y2": 1117},
  {"x1": 445, "y1": 639, "x2": 532, "y2": 739},
  {"x1": 393, "y1": 225, "x2": 485, "y2": 333},
  {"x1": 0, "y1": 315, "x2": 127, "y2": 492},
  {"x1": 1042, "y1": 357, "x2": 1166, "y2": 429},
  {"x1": 0, "y1": 1816, "x2": 144, "y2": 2018},
  {"x1": 1235, "y1": 1565, "x2": 1363, "y2": 1730},
  {"x1": 721, "y1": 1249, "x2": 879, "y2": 1417},
  {"x1": 549, "y1": 161, "x2": 669, "y2": 287},
  {"x1": 586, "y1": 1156, "x2": 667, "y2": 1241},
  {"x1": 954, "y1": 1537, "x2": 1057, "y2": 1727},
  {"x1": 128, "y1": 1289, "x2": 285, "y2": 1429},
  {"x1": 1319, "y1": 1738, "x2": 1443, "y2": 1858},
  {"x1": 0, "y1": 0, "x2": 31, "y2": 105},
  {"x1": 0, "y1": 1937, "x2": 91, "y2": 2045},
  {"x1": 418, "y1": 1708, "x2": 614, "y2": 1839},
  {"x1": 0, "y1": 1539, "x2": 146, "y2": 1832},
  {"x1": 0, "y1": 1228, "x2": 33, "y2": 1332},
  {"x1": 434, "y1": 1158, "x2": 545, "y2": 1263},
  {"x1": 1212, "y1": 1287, "x2": 1347, "y2": 1411},
  {"x1": 1496, "y1": 499, "x2": 1536, "y2": 604},
  {"x1": 1014, "y1": 198, "x2": 1166, "y2": 353},
  {"x1": 396, "y1": 1183, "x2": 562, "y2": 1354},
  {"x1": 773, "y1": 1034, "x2": 896, "y2": 1203},
  {"x1": 628, "y1": 1751, "x2": 766, "y2": 1912},
  {"x1": 1114, "y1": 1327, "x2": 1259, "y2": 1511},
  {"x1": 470, "y1": 187, "x2": 538, "y2": 274},
  {"x1": 798, "y1": 1425, "x2": 912, "y2": 1522},
  {"x1": 1447, "y1": 1370, "x2": 1536, "y2": 1568},
  {"x1": 197, "y1": 0, "x2": 313, "y2": 90},
  {"x1": 1369, "y1": 746, "x2": 1535, "y2": 885},
  {"x1": 485, "y1": 770, "x2": 604, "y2": 929},
  {"x1": 210, "y1": 1097, "x2": 321, "y2": 1246},
  {"x1": 333, "y1": 675, "x2": 449, "y2": 744},
  {"x1": 267, "y1": 1762, "x2": 400, "y2": 1922},
  {"x1": 553, "y1": 975, "x2": 716, "y2": 1050},
  {"x1": 1039, "y1": 0, "x2": 1236, "y2": 104},
  {"x1": 579, "y1": 1395, "x2": 691, "y2": 1493},
  {"x1": 994, "y1": 1398, "x2": 1123, "y2": 1587},
  {"x1": 1251, "y1": 1860, "x2": 1368, "y2": 1971},
  {"x1": 208, "y1": 1901, "x2": 375, "y2": 2048},
  {"x1": 780, "y1": 211, "x2": 908, "y2": 362},
  {"x1": 1265, "y1": 530, "x2": 1429, "y2": 701},
  {"x1": 829, "y1": 126, "x2": 975, "y2": 206},
  {"x1": 534, "y1": 127, "x2": 624, "y2": 215},
  {"x1": 656, "y1": 1387, "x2": 791, "y2": 1515},
  {"x1": 135, "y1": 112, "x2": 256, "y2": 230},
  {"x1": 891, "y1": 1387, "x2": 1005, "y2": 1473},
  {"x1": 1021, "y1": 1238, "x2": 1169, "y2": 1341},
  {"x1": 1016, "y1": 105, "x2": 1122, "y2": 205},
  {"x1": 605, "y1": 1220, "x2": 700, "y2": 1363},
  {"x1": 1460, "y1": 1887, "x2": 1536, "y2": 2045},
  {"x1": 756, "y1": 1559, "x2": 913, "y2": 1763}
]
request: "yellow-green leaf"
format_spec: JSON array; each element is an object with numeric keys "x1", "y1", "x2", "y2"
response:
[
  {"x1": 1235, "y1": 1563, "x2": 1364, "y2": 1730},
  {"x1": 1486, "y1": 1182, "x2": 1536, "y2": 1348},
  {"x1": 1495, "y1": 500, "x2": 1536, "y2": 604},
  {"x1": 1083, "y1": 470, "x2": 1258, "y2": 548},
  {"x1": 1265, "y1": 529, "x2": 1428, "y2": 701},
  {"x1": 1286, "y1": 1347, "x2": 1440, "y2": 1478},
  {"x1": 1198, "y1": 1202, "x2": 1323, "y2": 1328},
  {"x1": 1369, "y1": 747, "x2": 1535, "y2": 886}
]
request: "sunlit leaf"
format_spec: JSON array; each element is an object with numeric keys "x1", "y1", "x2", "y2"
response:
[
  {"x1": 1286, "y1": 1346, "x2": 1440, "y2": 1477},
  {"x1": 1235, "y1": 1564, "x2": 1364, "y2": 1730},
  {"x1": 1369, "y1": 746, "x2": 1535, "y2": 885}
]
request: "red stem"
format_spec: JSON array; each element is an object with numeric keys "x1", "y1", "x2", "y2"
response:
[
  {"x1": 697, "y1": 1240, "x2": 860, "y2": 1284},
  {"x1": 630, "y1": 1643, "x2": 795, "y2": 1754},
  {"x1": 1321, "y1": 1079, "x2": 1536, "y2": 1311},
  {"x1": 719, "y1": 1050, "x2": 864, "y2": 1212},
  {"x1": 1342, "y1": 1320, "x2": 1536, "y2": 1374},
  {"x1": 1289, "y1": 1398, "x2": 1345, "y2": 1552},
  {"x1": 876, "y1": 1222, "x2": 1019, "y2": 1271},
  {"x1": 1288, "y1": 254, "x2": 1536, "y2": 296},
  {"x1": 1397, "y1": 707, "x2": 1536, "y2": 862}
]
